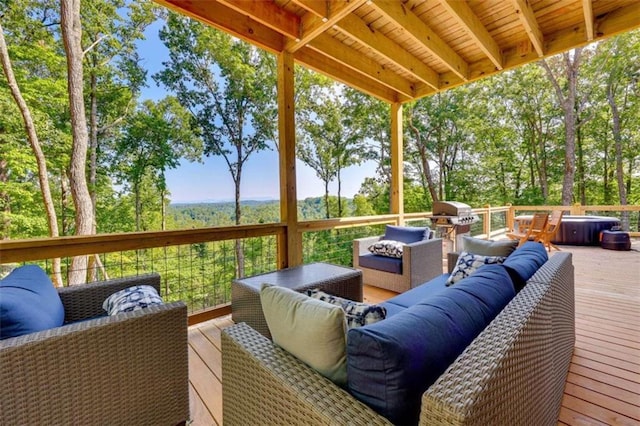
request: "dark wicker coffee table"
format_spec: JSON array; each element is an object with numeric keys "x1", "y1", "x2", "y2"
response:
[{"x1": 231, "y1": 262, "x2": 363, "y2": 338}]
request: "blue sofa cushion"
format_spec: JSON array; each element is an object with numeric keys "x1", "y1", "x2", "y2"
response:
[
  {"x1": 503, "y1": 241, "x2": 549, "y2": 291},
  {"x1": 382, "y1": 274, "x2": 449, "y2": 310},
  {"x1": 347, "y1": 264, "x2": 515, "y2": 425},
  {"x1": 0, "y1": 265, "x2": 65, "y2": 340},
  {"x1": 358, "y1": 253, "x2": 402, "y2": 274},
  {"x1": 383, "y1": 225, "x2": 430, "y2": 244}
]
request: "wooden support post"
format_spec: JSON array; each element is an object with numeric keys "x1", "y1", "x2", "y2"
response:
[
  {"x1": 390, "y1": 102, "x2": 404, "y2": 224},
  {"x1": 277, "y1": 51, "x2": 302, "y2": 268}
]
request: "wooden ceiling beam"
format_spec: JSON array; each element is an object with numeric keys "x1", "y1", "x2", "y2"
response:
[
  {"x1": 308, "y1": 34, "x2": 415, "y2": 97},
  {"x1": 417, "y1": 1, "x2": 640, "y2": 98},
  {"x1": 439, "y1": 0, "x2": 503, "y2": 70},
  {"x1": 286, "y1": 0, "x2": 368, "y2": 53},
  {"x1": 372, "y1": 1, "x2": 469, "y2": 80},
  {"x1": 582, "y1": 0, "x2": 594, "y2": 41},
  {"x1": 337, "y1": 14, "x2": 439, "y2": 90},
  {"x1": 155, "y1": 0, "x2": 284, "y2": 53},
  {"x1": 217, "y1": 0, "x2": 300, "y2": 40},
  {"x1": 511, "y1": 0, "x2": 545, "y2": 57},
  {"x1": 290, "y1": 0, "x2": 325, "y2": 18},
  {"x1": 296, "y1": 46, "x2": 406, "y2": 103}
]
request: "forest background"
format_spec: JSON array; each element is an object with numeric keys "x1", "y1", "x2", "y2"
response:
[{"x1": 0, "y1": 1, "x2": 639, "y2": 291}]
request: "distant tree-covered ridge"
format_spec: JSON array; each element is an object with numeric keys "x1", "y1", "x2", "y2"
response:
[{"x1": 168, "y1": 197, "x2": 356, "y2": 228}]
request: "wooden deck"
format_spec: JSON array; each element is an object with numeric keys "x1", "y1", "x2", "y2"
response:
[{"x1": 187, "y1": 244, "x2": 640, "y2": 426}]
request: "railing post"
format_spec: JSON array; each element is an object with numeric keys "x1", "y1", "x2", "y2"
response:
[
  {"x1": 571, "y1": 202, "x2": 583, "y2": 216},
  {"x1": 483, "y1": 204, "x2": 491, "y2": 238},
  {"x1": 506, "y1": 203, "x2": 514, "y2": 232}
]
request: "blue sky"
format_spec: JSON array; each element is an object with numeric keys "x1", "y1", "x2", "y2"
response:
[{"x1": 137, "y1": 20, "x2": 376, "y2": 203}]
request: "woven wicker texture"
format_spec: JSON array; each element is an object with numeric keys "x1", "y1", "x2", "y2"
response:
[
  {"x1": 222, "y1": 322, "x2": 392, "y2": 426},
  {"x1": 0, "y1": 274, "x2": 189, "y2": 426},
  {"x1": 420, "y1": 252, "x2": 574, "y2": 426},
  {"x1": 231, "y1": 262, "x2": 363, "y2": 338},
  {"x1": 222, "y1": 252, "x2": 574, "y2": 426},
  {"x1": 353, "y1": 236, "x2": 443, "y2": 292}
]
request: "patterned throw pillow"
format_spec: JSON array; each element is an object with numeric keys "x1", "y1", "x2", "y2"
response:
[
  {"x1": 368, "y1": 239, "x2": 405, "y2": 258},
  {"x1": 306, "y1": 289, "x2": 387, "y2": 329},
  {"x1": 446, "y1": 251, "x2": 506, "y2": 286},
  {"x1": 102, "y1": 285, "x2": 164, "y2": 315}
]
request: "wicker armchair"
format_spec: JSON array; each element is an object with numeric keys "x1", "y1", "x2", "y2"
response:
[
  {"x1": 353, "y1": 234, "x2": 443, "y2": 292},
  {"x1": 0, "y1": 273, "x2": 189, "y2": 426}
]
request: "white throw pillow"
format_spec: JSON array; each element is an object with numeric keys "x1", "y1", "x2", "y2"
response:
[
  {"x1": 260, "y1": 284, "x2": 347, "y2": 385},
  {"x1": 102, "y1": 285, "x2": 163, "y2": 315},
  {"x1": 306, "y1": 289, "x2": 387, "y2": 329},
  {"x1": 368, "y1": 239, "x2": 405, "y2": 258},
  {"x1": 446, "y1": 251, "x2": 506, "y2": 286}
]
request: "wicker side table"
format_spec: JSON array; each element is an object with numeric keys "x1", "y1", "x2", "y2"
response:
[{"x1": 231, "y1": 262, "x2": 363, "y2": 338}]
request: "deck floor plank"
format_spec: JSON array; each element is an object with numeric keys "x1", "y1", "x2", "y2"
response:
[{"x1": 188, "y1": 243, "x2": 640, "y2": 425}]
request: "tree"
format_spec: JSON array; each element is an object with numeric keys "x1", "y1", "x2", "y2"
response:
[
  {"x1": 540, "y1": 48, "x2": 591, "y2": 205},
  {"x1": 61, "y1": 0, "x2": 95, "y2": 285},
  {"x1": 298, "y1": 85, "x2": 369, "y2": 218},
  {"x1": 113, "y1": 97, "x2": 201, "y2": 231},
  {"x1": 597, "y1": 32, "x2": 640, "y2": 229},
  {"x1": 0, "y1": 10, "x2": 63, "y2": 286},
  {"x1": 155, "y1": 14, "x2": 276, "y2": 278}
]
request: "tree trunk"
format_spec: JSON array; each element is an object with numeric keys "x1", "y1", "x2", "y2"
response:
[
  {"x1": 61, "y1": 0, "x2": 94, "y2": 284},
  {"x1": 337, "y1": 168, "x2": 342, "y2": 217},
  {"x1": 0, "y1": 21, "x2": 62, "y2": 286},
  {"x1": 0, "y1": 158, "x2": 10, "y2": 240},
  {"x1": 234, "y1": 169, "x2": 245, "y2": 278},
  {"x1": 324, "y1": 180, "x2": 330, "y2": 219},
  {"x1": 576, "y1": 123, "x2": 586, "y2": 205},
  {"x1": 607, "y1": 81, "x2": 629, "y2": 230},
  {"x1": 408, "y1": 120, "x2": 439, "y2": 203},
  {"x1": 88, "y1": 56, "x2": 99, "y2": 282},
  {"x1": 541, "y1": 50, "x2": 583, "y2": 206}
]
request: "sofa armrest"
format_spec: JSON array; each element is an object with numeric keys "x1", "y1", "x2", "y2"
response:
[
  {"x1": 404, "y1": 238, "x2": 444, "y2": 288},
  {"x1": 58, "y1": 273, "x2": 161, "y2": 323},
  {"x1": 0, "y1": 301, "x2": 189, "y2": 425},
  {"x1": 353, "y1": 235, "x2": 383, "y2": 256},
  {"x1": 222, "y1": 322, "x2": 392, "y2": 426}
]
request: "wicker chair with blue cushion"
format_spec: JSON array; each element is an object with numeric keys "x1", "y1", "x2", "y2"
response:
[
  {"x1": 353, "y1": 225, "x2": 443, "y2": 292},
  {"x1": 0, "y1": 265, "x2": 189, "y2": 426}
]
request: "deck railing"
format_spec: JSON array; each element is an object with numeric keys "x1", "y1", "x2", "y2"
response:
[{"x1": 1, "y1": 204, "x2": 637, "y2": 324}]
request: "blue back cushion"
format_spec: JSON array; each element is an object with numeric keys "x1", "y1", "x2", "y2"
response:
[
  {"x1": 503, "y1": 242, "x2": 549, "y2": 291},
  {"x1": 382, "y1": 274, "x2": 449, "y2": 310},
  {"x1": 347, "y1": 265, "x2": 515, "y2": 425},
  {"x1": 384, "y1": 225, "x2": 429, "y2": 244},
  {"x1": 0, "y1": 265, "x2": 65, "y2": 339}
]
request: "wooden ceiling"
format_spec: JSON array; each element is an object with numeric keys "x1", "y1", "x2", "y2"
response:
[{"x1": 154, "y1": 0, "x2": 640, "y2": 103}]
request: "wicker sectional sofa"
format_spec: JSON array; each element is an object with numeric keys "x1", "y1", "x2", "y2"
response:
[{"x1": 222, "y1": 244, "x2": 575, "y2": 425}]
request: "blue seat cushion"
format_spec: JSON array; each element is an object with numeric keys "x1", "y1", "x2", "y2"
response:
[
  {"x1": 383, "y1": 225, "x2": 429, "y2": 244},
  {"x1": 346, "y1": 264, "x2": 515, "y2": 425},
  {"x1": 0, "y1": 265, "x2": 65, "y2": 339},
  {"x1": 503, "y1": 241, "x2": 549, "y2": 291},
  {"x1": 358, "y1": 253, "x2": 402, "y2": 274},
  {"x1": 382, "y1": 274, "x2": 449, "y2": 310}
]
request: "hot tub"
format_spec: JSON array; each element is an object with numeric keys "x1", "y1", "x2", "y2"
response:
[{"x1": 515, "y1": 215, "x2": 621, "y2": 245}]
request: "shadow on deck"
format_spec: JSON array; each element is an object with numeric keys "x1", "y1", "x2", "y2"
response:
[{"x1": 187, "y1": 243, "x2": 640, "y2": 426}]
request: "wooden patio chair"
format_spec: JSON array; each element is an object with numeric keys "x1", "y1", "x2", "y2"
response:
[
  {"x1": 538, "y1": 210, "x2": 564, "y2": 251},
  {"x1": 506, "y1": 212, "x2": 549, "y2": 246}
]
